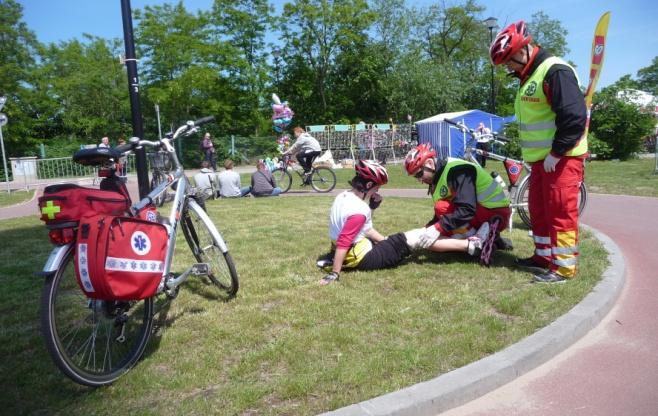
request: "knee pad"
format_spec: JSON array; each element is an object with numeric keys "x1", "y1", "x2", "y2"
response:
[{"x1": 403, "y1": 228, "x2": 425, "y2": 250}]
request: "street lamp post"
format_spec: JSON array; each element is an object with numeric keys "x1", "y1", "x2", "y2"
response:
[
  {"x1": 272, "y1": 47, "x2": 281, "y2": 85},
  {"x1": 0, "y1": 96, "x2": 10, "y2": 193},
  {"x1": 484, "y1": 17, "x2": 499, "y2": 115}
]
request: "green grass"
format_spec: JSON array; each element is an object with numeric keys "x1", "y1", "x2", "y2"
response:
[
  {"x1": 1, "y1": 196, "x2": 607, "y2": 415},
  {"x1": 0, "y1": 189, "x2": 34, "y2": 207},
  {"x1": 238, "y1": 157, "x2": 658, "y2": 197}
]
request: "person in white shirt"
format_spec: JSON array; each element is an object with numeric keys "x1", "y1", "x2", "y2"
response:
[
  {"x1": 98, "y1": 136, "x2": 110, "y2": 148},
  {"x1": 283, "y1": 126, "x2": 322, "y2": 181},
  {"x1": 319, "y1": 160, "x2": 494, "y2": 285},
  {"x1": 193, "y1": 161, "x2": 217, "y2": 199},
  {"x1": 217, "y1": 159, "x2": 251, "y2": 197}
]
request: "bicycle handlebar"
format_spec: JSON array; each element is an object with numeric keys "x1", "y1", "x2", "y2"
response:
[{"x1": 115, "y1": 116, "x2": 216, "y2": 155}]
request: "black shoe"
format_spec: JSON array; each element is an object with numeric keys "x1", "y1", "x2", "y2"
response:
[
  {"x1": 494, "y1": 235, "x2": 514, "y2": 251},
  {"x1": 533, "y1": 270, "x2": 567, "y2": 284},
  {"x1": 514, "y1": 257, "x2": 547, "y2": 273}
]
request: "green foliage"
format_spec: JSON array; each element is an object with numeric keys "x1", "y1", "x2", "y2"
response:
[
  {"x1": 590, "y1": 84, "x2": 656, "y2": 160},
  {"x1": 636, "y1": 56, "x2": 658, "y2": 96},
  {"x1": 586, "y1": 132, "x2": 613, "y2": 160}
]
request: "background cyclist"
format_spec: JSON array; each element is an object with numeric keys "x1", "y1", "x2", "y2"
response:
[{"x1": 283, "y1": 126, "x2": 322, "y2": 183}]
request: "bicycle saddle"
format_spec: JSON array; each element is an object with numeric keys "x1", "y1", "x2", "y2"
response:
[{"x1": 73, "y1": 147, "x2": 122, "y2": 166}]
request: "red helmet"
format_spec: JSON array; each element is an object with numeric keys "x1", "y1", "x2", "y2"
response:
[
  {"x1": 489, "y1": 20, "x2": 532, "y2": 65},
  {"x1": 404, "y1": 143, "x2": 436, "y2": 176},
  {"x1": 355, "y1": 159, "x2": 388, "y2": 185}
]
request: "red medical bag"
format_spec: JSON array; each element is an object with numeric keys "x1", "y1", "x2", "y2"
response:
[{"x1": 74, "y1": 213, "x2": 169, "y2": 300}]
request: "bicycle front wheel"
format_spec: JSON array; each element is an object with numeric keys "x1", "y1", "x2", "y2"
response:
[
  {"x1": 515, "y1": 176, "x2": 589, "y2": 229},
  {"x1": 41, "y1": 247, "x2": 154, "y2": 387},
  {"x1": 310, "y1": 167, "x2": 336, "y2": 193},
  {"x1": 271, "y1": 168, "x2": 292, "y2": 193},
  {"x1": 151, "y1": 172, "x2": 169, "y2": 207},
  {"x1": 181, "y1": 199, "x2": 239, "y2": 298}
]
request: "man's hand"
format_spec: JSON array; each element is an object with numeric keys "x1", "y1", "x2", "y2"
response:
[
  {"x1": 418, "y1": 226, "x2": 441, "y2": 249},
  {"x1": 543, "y1": 154, "x2": 561, "y2": 173},
  {"x1": 319, "y1": 271, "x2": 340, "y2": 286}
]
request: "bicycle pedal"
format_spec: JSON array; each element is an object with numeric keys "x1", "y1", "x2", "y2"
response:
[{"x1": 191, "y1": 263, "x2": 210, "y2": 275}]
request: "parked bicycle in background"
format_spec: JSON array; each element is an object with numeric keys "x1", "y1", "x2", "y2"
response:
[
  {"x1": 444, "y1": 119, "x2": 588, "y2": 229},
  {"x1": 38, "y1": 116, "x2": 239, "y2": 387}
]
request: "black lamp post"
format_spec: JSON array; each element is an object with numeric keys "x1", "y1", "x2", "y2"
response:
[
  {"x1": 484, "y1": 17, "x2": 499, "y2": 115},
  {"x1": 272, "y1": 47, "x2": 281, "y2": 85}
]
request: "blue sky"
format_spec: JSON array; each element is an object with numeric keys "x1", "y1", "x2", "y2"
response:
[{"x1": 18, "y1": 0, "x2": 658, "y2": 90}]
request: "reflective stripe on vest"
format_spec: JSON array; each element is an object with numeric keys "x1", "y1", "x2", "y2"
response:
[
  {"x1": 431, "y1": 158, "x2": 510, "y2": 209},
  {"x1": 514, "y1": 56, "x2": 588, "y2": 162}
]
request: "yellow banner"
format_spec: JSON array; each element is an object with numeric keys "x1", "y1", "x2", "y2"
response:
[{"x1": 585, "y1": 12, "x2": 611, "y2": 109}]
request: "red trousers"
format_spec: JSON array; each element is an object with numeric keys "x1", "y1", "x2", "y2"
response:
[
  {"x1": 435, "y1": 201, "x2": 511, "y2": 238},
  {"x1": 529, "y1": 157, "x2": 584, "y2": 278}
]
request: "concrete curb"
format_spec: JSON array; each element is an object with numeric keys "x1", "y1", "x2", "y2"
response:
[{"x1": 321, "y1": 224, "x2": 625, "y2": 416}]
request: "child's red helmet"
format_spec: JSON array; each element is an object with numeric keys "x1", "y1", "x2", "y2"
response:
[
  {"x1": 355, "y1": 160, "x2": 388, "y2": 186},
  {"x1": 489, "y1": 20, "x2": 532, "y2": 65}
]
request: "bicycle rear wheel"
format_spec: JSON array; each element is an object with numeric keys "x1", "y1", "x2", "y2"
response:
[
  {"x1": 150, "y1": 171, "x2": 169, "y2": 207},
  {"x1": 181, "y1": 199, "x2": 239, "y2": 298},
  {"x1": 310, "y1": 167, "x2": 336, "y2": 193},
  {"x1": 41, "y1": 247, "x2": 154, "y2": 387},
  {"x1": 271, "y1": 168, "x2": 292, "y2": 193},
  {"x1": 515, "y1": 176, "x2": 588, "y2": 229}
]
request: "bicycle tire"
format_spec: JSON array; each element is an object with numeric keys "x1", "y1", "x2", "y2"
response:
[
  {"x1": 515, "y1": 176, "x2": 589, "y2": 229},
  {"x1": 41, "y1": 247, "x2": 154, "y2": 387},
  {"x1": 151, "y1": 172, "x2": 169, "y2": 207},
  {"x1": 271, "y1": 168, "x2": 292, "y2": 193},
  {"x1": 310, "y1": 167, "x2": 336, "y2": 193},
  {"x1": 181, "y1": 199, "x2": 239, "y2": 298}
]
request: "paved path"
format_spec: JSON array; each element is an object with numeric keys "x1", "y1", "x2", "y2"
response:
[{"x1": 440, "y1": 193, "x2": 658, "y2": 416}]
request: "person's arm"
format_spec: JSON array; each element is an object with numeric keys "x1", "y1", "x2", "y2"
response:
[
  {"x1": 331, "y1": 214, "x2": 367, "y2": 275},
  {"x1": 544, "y1": 66, "x2": 587, "y2": 156},
  {"x1": 436, "y1": 166, "x2": 477, "y2": 233},
  {"x1": 365, "y1": 228, "x2": 386, "y2": 243}
]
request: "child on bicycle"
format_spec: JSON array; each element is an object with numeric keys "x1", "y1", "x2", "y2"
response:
[
  {"x1": 403, "y1": 143, "x2": 512, "y2": 254},
  {"x1": 282, "y1": 126, "x2": 321, "y2": 183},
  {"x1": 319, "y1": 160, "x2": 495, "y2": 285}
]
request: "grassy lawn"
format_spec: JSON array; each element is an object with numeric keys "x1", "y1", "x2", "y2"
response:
[
  {"x1": 0, "y1": 189, "x2": 34, "y2": 208},
  {"x1": 1, "y1": 196, "x2": 607, "y2": 415},
  {"x1": 239, "y1": 157, "x2": 658, "y2": 197}
]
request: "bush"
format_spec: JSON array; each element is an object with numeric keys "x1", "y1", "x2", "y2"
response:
[{"x1": 587, "y1": 132, "x2": 614, "y2": 160}]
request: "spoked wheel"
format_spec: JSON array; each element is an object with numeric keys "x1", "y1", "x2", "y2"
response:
[
  {"x1": 515, "y1": 176, "x2": 589, "y2": 229},
  {"x1": 41, "y1": 247, "x2": 154, "y2": 387},
  {"x1": 150, "y1": 172, "x2": 170, "y2": 207},
  {"x1": 181, "y1": 199, "x2": 239, "y2": 298},
  {"x1": 310, "y1": 167, "x2": 336, "y2": 193},
  {"x1": 271, "y1": 168, "x2": 292, "y2": 193}
]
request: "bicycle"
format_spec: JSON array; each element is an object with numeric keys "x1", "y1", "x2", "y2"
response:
[
  {"x1": 444, "y1": 118, "x2": 588, "y2": 229},
  {"x1": 271, "y1": 154, "x2": 337, "y2": 193},
  {"x1": 39, "y1": 116, "x2": 239, "y2": 387},
  {"x1": 148, "y1": 150, "x2": 173, "y2": 206}
]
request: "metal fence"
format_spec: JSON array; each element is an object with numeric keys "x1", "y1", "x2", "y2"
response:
[{"x1": 306, "y1": 123, "x2": 415, "y2": 163}]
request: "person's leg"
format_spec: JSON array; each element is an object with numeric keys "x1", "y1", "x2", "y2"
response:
[
  {"x1": 356, "y1": 233, "x2": 412, "y2": 271},
  {"x1": 270, "y1": 187, "x2": 282, "y2": 196},
  {"x1": 545, "y1": 157, "x2": 583, "y2": 278},
  {"x1": 240, "y1": 186, "x2": 252, "y2": 197},
  {"x1": 528, "y1": 161, "x2": 551, "y2": 268}
]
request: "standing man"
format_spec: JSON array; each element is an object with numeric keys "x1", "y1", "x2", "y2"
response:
[
  {"x1": 283, "y1": 127, "x2": 322, "y2": 183},
  {"x1": 201, "y1": 132, "x2": 217, "y2": 171},
  {"x1": 475, "y1": 122, "x2": 492, "y2": 167},
  {"x1": 490, "y1": 20, "x2": 588, "y2": 283}
]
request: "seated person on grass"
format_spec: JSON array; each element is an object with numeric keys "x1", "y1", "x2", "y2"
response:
[
  {"x1": 318, "y1": 160, "x2": 492, "y2": 286},
  {"x1": 192, "y1": 161, "x2": 217, "y2": 199},
  {"x1": 217, "y1": 159, "x2": 251, "y2": 197},
  {"x1": 250, "y1": 160, "x2": 282, "y2": 197}
]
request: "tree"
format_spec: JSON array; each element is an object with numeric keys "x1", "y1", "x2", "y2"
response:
[
  {"x1": 528, "y1": 11, "x2": 569, "y2": 58},
  {"x1": 636, "y1": 56, "x2": 658, "y2": 96},
  {"x1": 279, "y1": 0, "x2": 374, "y2": 120},
  {"x1": 0, "y1": 0, "x2": 42, "y2": 154},
  {"x1": 590, "y1": 83, "x2": 656, "y2": 160}
]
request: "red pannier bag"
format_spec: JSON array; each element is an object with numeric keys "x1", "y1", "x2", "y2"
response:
[
  {"x1": 38, "y1": 184, "x2": 130, "y2": 229},
  {"x1": 74, "y1": 213, "x2": 169, "y2": 300}
]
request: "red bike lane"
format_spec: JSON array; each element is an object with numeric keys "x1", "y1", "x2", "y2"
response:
[{"x1": 442, "y1": 193, "x2": 658, "y2": 416}]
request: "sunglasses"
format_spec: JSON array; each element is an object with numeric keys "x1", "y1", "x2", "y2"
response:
[{"x1": 414, "y1": 168, "x2": 426, "y2": 179}]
